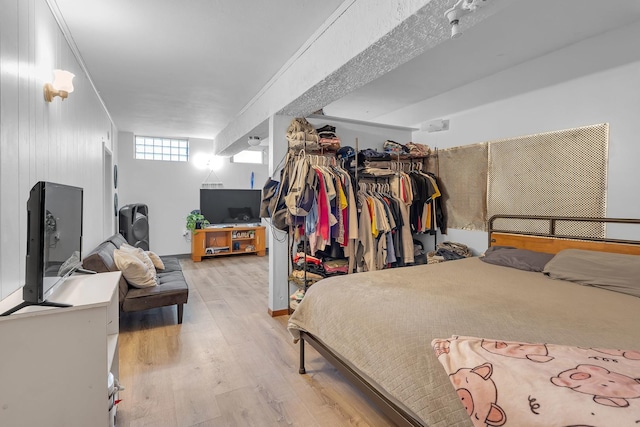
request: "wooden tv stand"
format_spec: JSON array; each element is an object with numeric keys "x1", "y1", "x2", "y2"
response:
[{"x1": 191, "y1": 225, "x2": 266, "y2": 262}]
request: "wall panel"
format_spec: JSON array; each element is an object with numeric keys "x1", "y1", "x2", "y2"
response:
[
  {"x1": 0, "y1": 0, "x2": 114, "y2": 300},
  {"x1": 0, "y1": 0, "x2": 22, "y2": 301}
]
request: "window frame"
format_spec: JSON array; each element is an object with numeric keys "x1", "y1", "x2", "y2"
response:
[
  {"x1": 134, "y1": 136, "x2": 189, "y2": 162},
  {"x1": 231, "y1": 150, "x2": 264, "y2": 165}
]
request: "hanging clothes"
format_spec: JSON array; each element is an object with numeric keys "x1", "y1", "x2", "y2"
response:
[
  {"x1": 279, "y1": 142, "x2": 445, "y2": 278},
  {"x1": 390, "y1": 172, "x2": 415, "y2": 264}
]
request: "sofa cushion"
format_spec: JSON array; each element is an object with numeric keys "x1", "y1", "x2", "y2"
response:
[
  {"x1": 157, "y1": 270, "x2": 188, "y2": 287},
  {"x1": 82, "y1": 240, "x2": 130, "y2": 304},
  {"x1": 122, "y1": 271, "x2": 189, "y2": 312},
  {"x1": 107, "y1": 233, "x2": 128, "y2": 248},
  {"x1": 82, "y1": 241, "x2": 118, "y2": 272},
  {"x1": 159, "y1": 256, "x2": 182, "y2": 273}
]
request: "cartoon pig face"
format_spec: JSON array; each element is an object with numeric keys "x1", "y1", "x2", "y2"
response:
[
  {"x1": 551, "y1": 364, "x2": 640, "y2": 408},
  {"x1": 449, "y1": 362, "x2": 507, "y2": 427},
  {"x1": 433, "y1": 339, "x2": 451, "y2": 358},
  {"x1": 591, "y1": 348, "x2": 640, "y2": 361},
  {"x1": 481, "y1": 339, "x2": 554, "y2": 363}
]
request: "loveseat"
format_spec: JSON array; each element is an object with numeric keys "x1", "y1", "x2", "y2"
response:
[{"x1": 82, "y1": 233, "x2": 189, "y2": 323}]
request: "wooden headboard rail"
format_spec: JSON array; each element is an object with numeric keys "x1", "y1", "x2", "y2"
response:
[{"x1": 488, "y1": 215, "x2": 640, "y2": 255}]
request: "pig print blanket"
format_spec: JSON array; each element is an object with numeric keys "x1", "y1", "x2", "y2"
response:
[{"x1": 432, "y1": 336, "x2": 640, "y2": 427}]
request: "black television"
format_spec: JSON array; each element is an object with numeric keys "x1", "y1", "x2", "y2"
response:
[
  {"x1": 200, "y1": 189, "x2": 261, "y2": 226},
  {"x1": 1, "y1": 181, "x2": 83, "y2": 316}
]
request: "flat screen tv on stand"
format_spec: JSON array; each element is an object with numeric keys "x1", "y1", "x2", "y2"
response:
[
  {"x1": 200, "y1": 189, "x2": 262, "y2": 226},
  {"x1": 1, "y1": 181, "x2": 84, "y2": 316}
]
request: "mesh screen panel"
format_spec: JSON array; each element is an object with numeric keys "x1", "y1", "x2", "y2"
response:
[
  {"x1": 433, "y1": 144, "x2": 488, "y2": 231},
  {"x1": 487, "y1": 123, "x2": 608, "y2": 237}
]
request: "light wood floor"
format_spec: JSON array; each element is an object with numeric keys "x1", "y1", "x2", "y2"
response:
[{"x1": 116, "y1": 254, "x2": 394, "y2": 427}]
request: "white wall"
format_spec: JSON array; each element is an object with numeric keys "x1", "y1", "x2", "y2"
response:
[
  {"x1": 117, "y1": 132, "x2": 269, "y2": 256},
  {"x1": 0, "y1": 0, "x2": 115, "y2": 300},
  {"x1": 411, "y1": 60, "x2": 640, "y2": 254},
  {"x1": 306, "y1": 117, "x2": 414, "y2": 151}
]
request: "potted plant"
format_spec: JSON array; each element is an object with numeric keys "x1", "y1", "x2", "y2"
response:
[{"x1": 186, "y1": 210, "x2": 209, "y2": 231}]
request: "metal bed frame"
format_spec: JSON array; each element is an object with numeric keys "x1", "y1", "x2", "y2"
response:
[
  {"x1": 488, "y1": 215, "x2": 640, "y2": 247},
  {"x1": 297, "y1": 215, "x2": 640, "y2": 427},
  {"x1": 298, "y1": 332, "x2": 424, "y2": 427}
]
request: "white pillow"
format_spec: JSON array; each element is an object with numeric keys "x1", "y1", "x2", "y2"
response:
[
  {"x1": 113, "y1": 249, "x2": 157, "y2": 288},
  {"x1": 146, "y1": 251, "x2": 165, "y2": 270},
  {"x1": 119, "y1": 243, "x2": 157, "y2": 276}
]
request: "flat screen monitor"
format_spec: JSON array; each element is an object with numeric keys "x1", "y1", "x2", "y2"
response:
[
  {"x1": 200, "y1": 189, "x2": 261, "y2": 226},
  {"x1": 2, "y1": 181, "x2": 83, "y2": 316},
  {"x1": 25, "y1": 182, "x2": 83, "y2": 304}
]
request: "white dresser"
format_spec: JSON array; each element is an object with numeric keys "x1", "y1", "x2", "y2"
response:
[{"x1": 0, "y1": 271, "x2": 120, "y2": 426}]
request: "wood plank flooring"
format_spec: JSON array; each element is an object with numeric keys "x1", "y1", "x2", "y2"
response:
[{"x1": 116, "y1": 254, "x2": 394, "y2": 427}]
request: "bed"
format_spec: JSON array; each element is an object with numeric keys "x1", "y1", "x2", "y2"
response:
[{"x1": 287, "y1": 215, "x2": 640, "y2": 427}]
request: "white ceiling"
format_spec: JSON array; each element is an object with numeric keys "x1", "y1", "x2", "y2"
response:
[
  {"x1": 54, "y1": 0, "x2": 345, "y2": 139},
  {"x1": 325, "y1": 0, "x2": 640, "y2": 126},
  {"x1": 55, "y1": 0, "x2": 640, "y2": 142}
]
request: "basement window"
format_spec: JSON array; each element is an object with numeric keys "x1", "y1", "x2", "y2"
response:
[
  {"x1": 135, "y1": 136, "x2": 189, "y2": 162},
  {"x1": 232, "y1": 150, "x2": 263, "y2": 164}
]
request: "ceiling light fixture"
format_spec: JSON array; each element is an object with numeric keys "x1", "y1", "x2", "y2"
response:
[
  {"x1": 247, "y1": 136, "x2": 261, "y2": 146},
  {"x1": 43, "y1": 69, "x2": 75, "y2": 102},
  {"x1": 444, "y1": 0, "x2": 488, "y2": 39}
]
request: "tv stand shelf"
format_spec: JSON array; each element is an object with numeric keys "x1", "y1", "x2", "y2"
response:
[{"x1": 191, "y1": 225, "x2": 266, "y2": 262}]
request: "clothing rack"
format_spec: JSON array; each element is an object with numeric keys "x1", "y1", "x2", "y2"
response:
[
  {"x1": 287, "y1": 142, "x2": 347, "y2": 312},
  {"x1": 358, "y1": 153, "x2": 440, "y2": 251},
  {"x1": 283, "y1": 125, "x2": 444, "y2": 311}
]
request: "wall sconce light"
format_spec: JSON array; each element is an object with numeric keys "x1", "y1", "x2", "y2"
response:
[
  {"x1": 43, "y1": 69, "x2": 75, "y2": 102},
  {"x1": 247, "y1": 136, "x2": 261, "y2": 146}
]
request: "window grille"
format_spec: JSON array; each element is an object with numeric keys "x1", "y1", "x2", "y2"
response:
[{"x1": 135, "y1": 136, "x2": 189, "y2": 162}]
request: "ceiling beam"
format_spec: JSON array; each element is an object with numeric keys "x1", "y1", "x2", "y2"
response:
[{"x1": 214, "y1": 0, "x2": 513, "y2": 155}]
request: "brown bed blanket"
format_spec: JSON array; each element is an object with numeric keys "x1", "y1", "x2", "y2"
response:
[{"x1": 287, "y1": 257, "x2": 640, "y2": 427}]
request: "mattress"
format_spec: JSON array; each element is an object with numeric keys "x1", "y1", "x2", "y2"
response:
[{"x1": 287, "y1": 257, "x2": 640, "y2": 426}]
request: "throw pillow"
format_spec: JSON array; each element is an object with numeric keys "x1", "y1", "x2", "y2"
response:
[
  {"x1": 146, "y1": 251, "x2": 165, "y2": 270},
  {"x1": 113, "y1": 249, "x2": 157, "y2": 288},
  {"x1": 119, "y1": 243, "x2": 157, "y2": 276},
  {"x1": 481, "y1": 246, "x2": 555, "y2": 272},
  {"x1": 543, "y1": 249, "x2": 640, "y2": 298}
]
